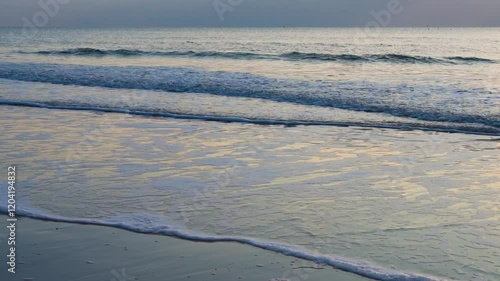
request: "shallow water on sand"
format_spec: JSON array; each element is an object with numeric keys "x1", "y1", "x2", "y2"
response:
[{"x1": 1, "y1": 106, "x2": 498, "y2": 281}]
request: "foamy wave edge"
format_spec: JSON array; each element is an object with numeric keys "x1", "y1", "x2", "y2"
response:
[
  {"x1": 0, "y1": 206, "x2": 445, "y2": 281},
  {"x1": 1, "y1": 99, "x2": 499, "y2": 136}
]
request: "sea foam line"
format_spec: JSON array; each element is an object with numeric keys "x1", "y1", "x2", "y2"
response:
[
  {"x1": 1, "y1": 99, "x2": 499, "y2": 136},
  {"x1": 0, "y1": 206, "x2": 445, "y2": 281}
]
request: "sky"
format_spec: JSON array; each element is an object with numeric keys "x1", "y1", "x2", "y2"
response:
[{"x1": 1, "y1": 0, "x2": 499, "y2": 28}]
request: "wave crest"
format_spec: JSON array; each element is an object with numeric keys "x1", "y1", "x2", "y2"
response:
[{"x1": 25, "y1": 48, "x2": 497, "y2": 64}]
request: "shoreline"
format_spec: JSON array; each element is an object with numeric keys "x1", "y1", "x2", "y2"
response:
[
  {"x1": 1, "y1": 106, "x2": 496, "y2": 281},
  {"x1": 0, "y1": 217, "x2": 371, "y2": 281}
]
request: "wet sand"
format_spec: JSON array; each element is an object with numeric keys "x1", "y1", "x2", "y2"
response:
[{"x1": 0, "y1": 217, "x2": 370, "y2": 281}]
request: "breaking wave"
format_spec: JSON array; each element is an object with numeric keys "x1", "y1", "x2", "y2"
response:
[{"x1": 0, "y1": 62, "x2": 498, "y2": 135}]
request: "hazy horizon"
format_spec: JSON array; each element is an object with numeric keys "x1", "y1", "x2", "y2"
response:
[{"x1": 1, "y1": 0, "x2": 500, "y2": 28}]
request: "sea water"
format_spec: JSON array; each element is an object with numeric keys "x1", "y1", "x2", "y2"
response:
[{"x1": 0, "y1": 28, "x2": 499, "y2": 280}]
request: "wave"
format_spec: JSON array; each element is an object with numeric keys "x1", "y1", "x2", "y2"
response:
[
  {"x1": 0, "y1": 63, "x2": 498, "y2": 134},
  {"x1": 0, "y1": 206, "x2": 444, "y2": 281},
  {"x1": 32, "y1": 48, "x2": 266, "y2": 59},
  {"x1": 283, "y1": 52, "x2": 447, "y2": 64},
  {"x1": 24, "y1": 48, "x2": 497, "y2": 64},
  {"x1": 445, "y1": 56, "x2": 495, "y2": 63}
]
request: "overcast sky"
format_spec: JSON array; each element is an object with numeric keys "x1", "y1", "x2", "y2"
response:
[{"x1": 1, "y1": 0, "x2": 499, "y2": 27}]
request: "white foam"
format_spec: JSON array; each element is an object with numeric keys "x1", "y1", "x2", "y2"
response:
[{"x1": 0, "y1": 206, "x2": 446, "y2": 281}]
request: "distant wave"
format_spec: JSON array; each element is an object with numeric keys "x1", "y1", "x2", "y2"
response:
[
  {"x1": 445, "y1": 56, "x2": 495, "y2": 63},
  {"x1": 29, "y1": 48, "x2": 270, "y2": 60},
  {"x1": 24, "y1": 48, "x2": 497, "y2": 64},
  {"x1": 0, "y1": 206, "x2": 444, "y2": 281},
  {"x1": 32, "y1": 48, "x2": 266, "y2": 59},
  {"x1": 284, "y1": 53, "x2": 495, "y2": 64},
  {"x1": 0, "y1": 62, "x2": 498, "y2": 134}
]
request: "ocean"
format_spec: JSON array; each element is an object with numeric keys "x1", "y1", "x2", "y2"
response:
[{"x1": 0, "y1": 27, "x2": 499, "y2": 281}]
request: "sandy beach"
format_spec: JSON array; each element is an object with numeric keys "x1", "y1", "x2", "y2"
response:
[
  {"x1": 0, "y1": 25, "x2": 498, "y2": 281},
  {"x1": 1, "y1": 217, "x2": 370, "y2": 281}
]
